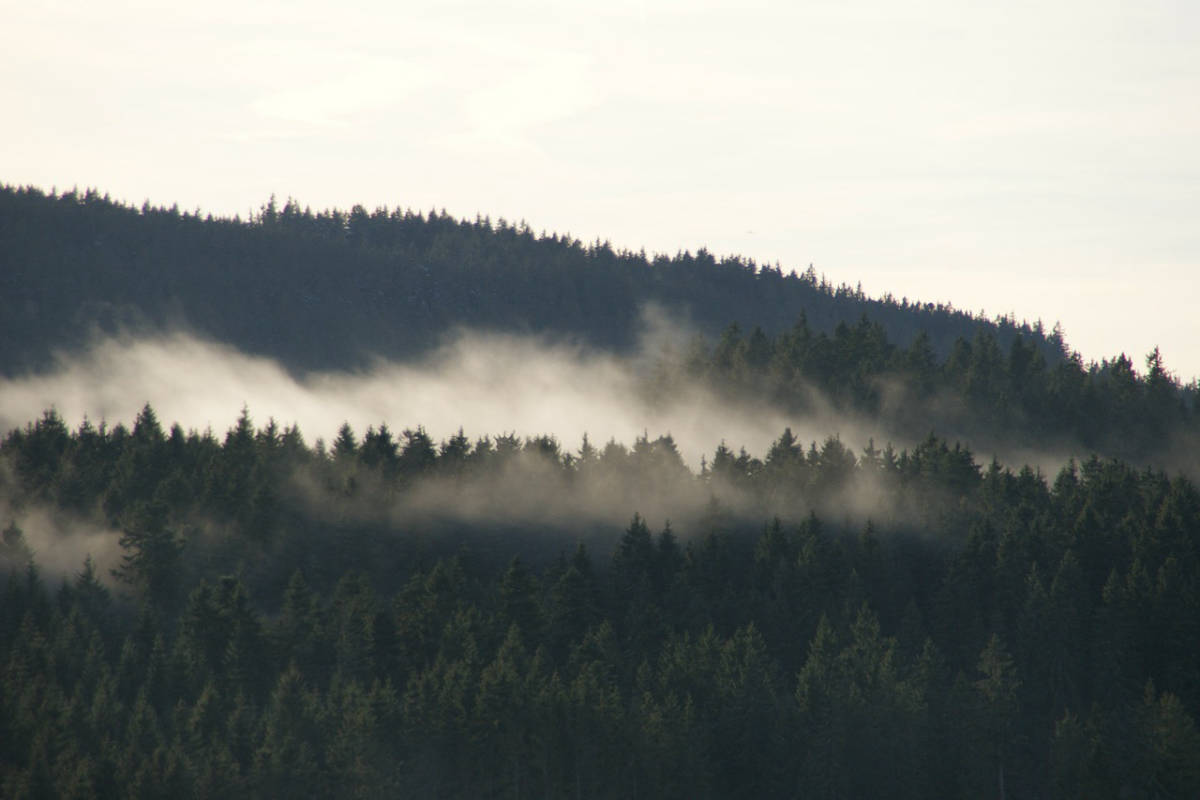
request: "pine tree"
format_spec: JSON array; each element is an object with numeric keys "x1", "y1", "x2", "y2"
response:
[{"x1": 112, "y1": 502, "x2": 181, "y2": 608}]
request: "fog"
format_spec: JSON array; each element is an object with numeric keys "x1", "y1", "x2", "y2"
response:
[
  {"x1": 0, "y1": 314, "x2": 921, "y2": 580},
  {"x1": 0, "y1": 498, "x2": 123, "y2": 584},
  {"x1": 2, "y1": 310, "x2": 1117, "y2": 588},
  {"x1": 0, "y1": 314, "x2": 895, "y2": 473}
]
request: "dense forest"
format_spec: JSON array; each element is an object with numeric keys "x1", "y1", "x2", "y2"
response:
[
  {"x1": 3, "y1": 182, "x2": 1200, "y2": 797},
  {"x1": 673, "y1": 316, "x2": 1199, "y2": 476},
  {"x1": 1, "y1": 400, "x2": 1199, "y2": 798},
  {"x1": 0, "y1": 184, "x2": 1066, "y2": 375}
]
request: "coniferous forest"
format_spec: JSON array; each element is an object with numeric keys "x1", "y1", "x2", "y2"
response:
[
  {"x1": 0, "y1": 185, "x2": 1067, "y2": 374},
  {"x1": 2, "y1": 186, "x2": 1200, "y2": 798}
]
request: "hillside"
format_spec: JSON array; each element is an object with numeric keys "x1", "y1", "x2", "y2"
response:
[
  {"x1": 2, "y1": 404, "x2": 1200, "y2": 797},
  {"x1": 0, "y1": 185, "x2": 1064, "y2": 375},
  {"x1": 3, "y1": 184, "x2": 1200, "y2": 797}
]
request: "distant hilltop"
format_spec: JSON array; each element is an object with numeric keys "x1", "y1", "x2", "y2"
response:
[{"x1": 0, "y1": 184, "x2": 1063, "y2": 375}]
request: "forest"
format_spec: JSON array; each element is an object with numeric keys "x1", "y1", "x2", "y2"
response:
[
  {"x1": 0, "y1": 184, "x2": 1067, "y2": 375},
  {"x1": 2, "y1": 184, "x2": 1200, "y2": 797},
  {"x1": 677, "y1": 316, "x2": 1199, "y2": 477},
  {"x1": 2, "y1": 389, "x2": 1199, "y2": 796}
]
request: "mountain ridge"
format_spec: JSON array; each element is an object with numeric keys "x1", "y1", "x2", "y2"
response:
[{"x1": 1, "y1": 183, "x2": 1066, "y2": 376}]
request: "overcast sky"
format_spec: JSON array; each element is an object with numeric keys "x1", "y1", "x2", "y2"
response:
[{"x1": 4, "y1": 0, "x2": 1198, "y2": 380}]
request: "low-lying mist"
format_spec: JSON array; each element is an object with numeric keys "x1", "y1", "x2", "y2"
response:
[
  {"x1": 0, "y1": 314, "x2": 893, "y2": 582},
  {"x1": 0, "y1": 314, "x2": 895, "y2": 473},
  {"x1": 1, "y1": 310, "x2": 1103, "y2": 591},
  {"x1": 0, "y1": 501, "x2": 122, "y2": 581}
]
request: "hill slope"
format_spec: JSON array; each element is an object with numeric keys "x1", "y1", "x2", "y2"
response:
[{"x1": 0, "y1": 185, "x2": 1063, "y2": 374}]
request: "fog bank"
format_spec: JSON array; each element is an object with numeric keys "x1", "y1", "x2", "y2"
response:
[{"x1": 0, "y1": 324, "x2": 895, "y2": 472}]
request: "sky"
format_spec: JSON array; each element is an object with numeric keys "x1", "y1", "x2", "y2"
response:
[{"x1": 3, "y1": 0, "x2": 1198, "y2": 380}]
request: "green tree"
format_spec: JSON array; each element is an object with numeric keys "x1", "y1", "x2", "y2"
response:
[
  {"x1": 112, "y1": 502, "x2": 181, "y2": 608},
  {"x1": 975, "y1": 633, "x2": 1021, "y2": 800}
]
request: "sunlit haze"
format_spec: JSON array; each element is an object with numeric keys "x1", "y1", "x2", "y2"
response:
[
  {"x1": 4, "y1": 0, "x2": 1198, "y2": 378},
  {"x1": 0, "y1": 329, "x2": 877, "y2": 472}
]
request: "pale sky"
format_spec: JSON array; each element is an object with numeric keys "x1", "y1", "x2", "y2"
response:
[{"x1": 3, "y1": 0, "x2": 1198, "y2": 380}]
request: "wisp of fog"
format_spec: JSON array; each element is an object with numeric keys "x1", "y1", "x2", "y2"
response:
[
  {"x1": 0, "y1": 318, "x2": 883, "y2": 471},
  {"x1": 1, "y1": 314, "x2": 1096, "y2": 586}
]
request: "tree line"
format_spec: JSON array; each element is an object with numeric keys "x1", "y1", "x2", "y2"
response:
[
  {"x1": 676, "y1": 315, "x2": 1199, "y2": 473},
  {"x1": 0, "y1": 184, "x2": 1066, "y2": 375},
  {"x1": 1, "y1": 403, "x2": 1199, "y2": 797}
]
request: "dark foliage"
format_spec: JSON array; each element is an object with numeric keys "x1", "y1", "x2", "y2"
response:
[
  {"x1": 676, "y1": 316, "x2": 1200, "y2": 473},
  {"x1": 0, "y1": 185, "x2": 1065, "y2": 375},
  {"x1": 2, "y1": 403, "x2": 1199, "y2": 798},
  {"x1": 3, "y1": 182, "x2": 1199, "y2": 796}
]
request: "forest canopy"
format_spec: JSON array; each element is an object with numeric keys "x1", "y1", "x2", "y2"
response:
[
  {"x1": 0, "y1": 184, "x2": 1071, "y2": 375},
  {"x1": 2, "y1": 182, "x2": 1199, "y2": 797},
  {"x1": 1, "y1": 400, "x2": 1199, "y2": 797}
]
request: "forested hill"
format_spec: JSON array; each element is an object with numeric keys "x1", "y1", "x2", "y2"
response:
[
  {"x1": 3, "y1": 406, "x2": 1200, "y2": 797},
  {"x1": 0, "y1": 184, "x2": 1064, "y2": 374}
]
